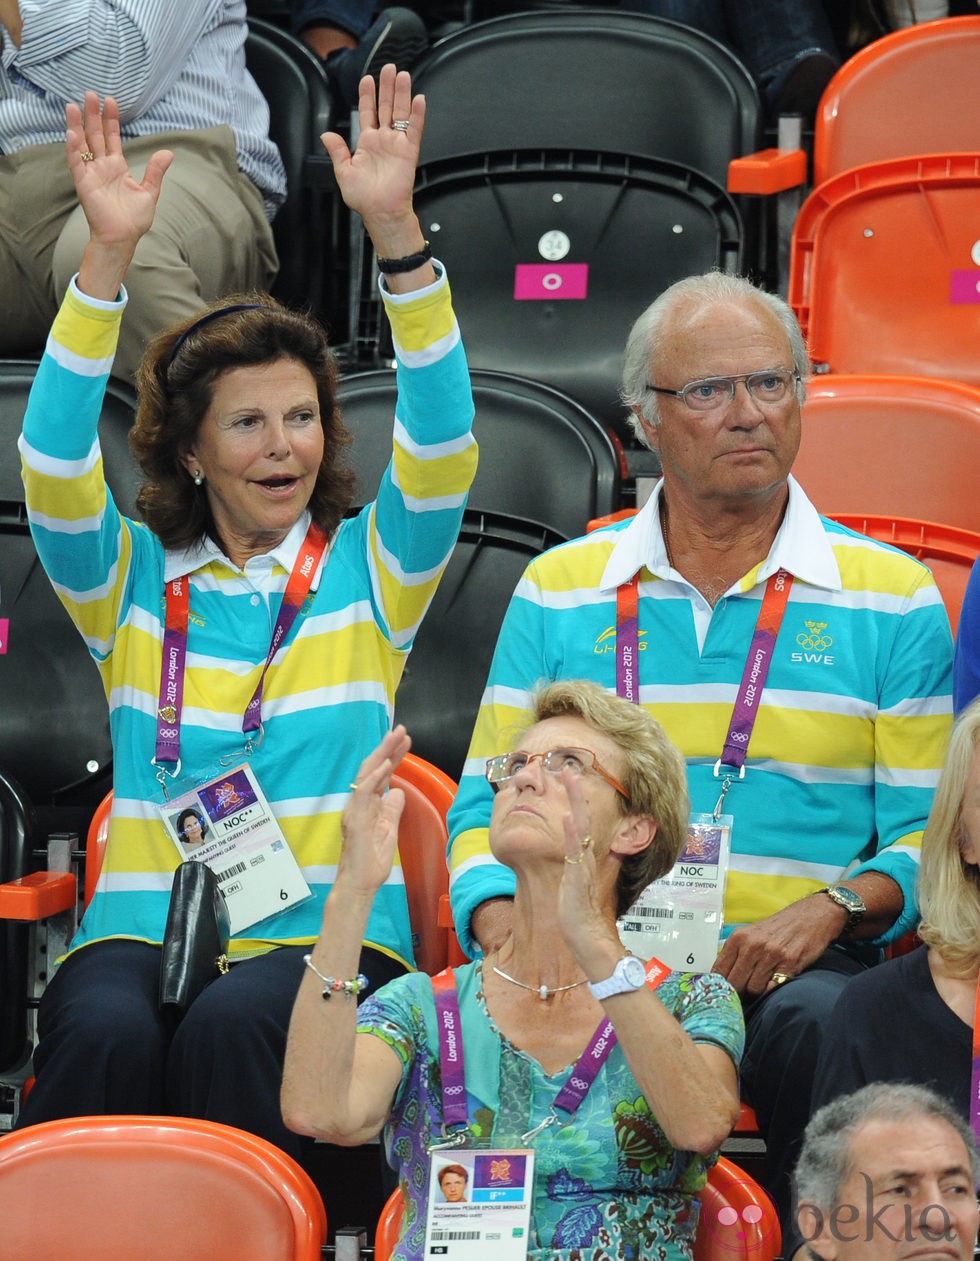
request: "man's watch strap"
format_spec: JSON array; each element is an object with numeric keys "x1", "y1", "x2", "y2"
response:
[{"x1": 819, "y1": 884, "x2": 866, "y2": 931}]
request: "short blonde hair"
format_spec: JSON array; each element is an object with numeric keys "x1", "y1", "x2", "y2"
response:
[
  {"x1": 917, "y1": 697, "x2": 980, "y2": 973},
  {"x1": 528, "y1": 680, "x2": 689, "y2": 916}
]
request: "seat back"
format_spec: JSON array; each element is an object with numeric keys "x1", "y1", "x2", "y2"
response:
[
  {"x1": 339, "y1": 367, "x2": 621, "y2": 538},
  {"x1": 0, "y1": 360, "x2": 140, "y2": 820},
  {"x1": 244, "y1": 18, "x2": 335, "y2": 313},
  {"x1": 796, "y1": 374, "x2": 980, "y2": 532},
  {"x1": 694, "y1": 1155, "x2": 780, "y2": 1259},
  {"x1": 0, "y1": 1114, "x2": 327, "y2": 1260},
  {"x1": 391, "y1": 510, "x2": 566, "y2": 780},
  {"x1": 813, "y1": 16, "x2": 980, "y2": 187},
  {"x1": 375, "y1": 1155, "x2": 779, "y2": 1260},
  {"x1": 348, "y1": 9, "x2": 761, "y2": 442},
  {"x1": 413, "y1": 9, "x2": 760, "y2": 185},
  {"x1": 394, "y1": 754, "x2": 459, "y2": 975},
  {"x1": 396, "y1": 153, "x2": 742, "y2": 437},
  {"x1": 789, "y1": 154, "x2": 980, "y2": 385},
  {"x1": 828, "y1": 515, "x2": 980, "y2": 632}
]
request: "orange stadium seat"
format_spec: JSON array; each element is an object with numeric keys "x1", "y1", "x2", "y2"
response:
[
  {"x1": 789, "y1": 154, "x2": 980, "y2": 385},
  {"x1": 812, "y1": 15, "x2": 980, "y2": 188},
  {"x1": 795, "y1": 374, "x2": 980, "y2": 532},
  {"x1": 0, "y1": 1114, "x2": 326, "y2": 1261}
]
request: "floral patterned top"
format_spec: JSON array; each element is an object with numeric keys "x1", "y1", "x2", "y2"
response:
[{"x1": 357, "y1": 961, "x2": 744, "y2": 1260}]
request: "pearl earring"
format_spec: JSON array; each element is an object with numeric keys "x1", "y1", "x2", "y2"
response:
[{"x1": 192, "y1": 470, "x2": 204, "y2": 486}]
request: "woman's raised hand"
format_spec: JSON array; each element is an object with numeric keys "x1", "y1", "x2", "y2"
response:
[
  {"x1": 338, "y1": 725, "x2": 411, "y2": 896},
  {"x1": 67, "y1": 93, "x2": 173, "y2": 299},
  {"x1": 321, "y1": 65, "x2": 426, "y2": 253},
  {"x1": 67, "y1": 93, "x2": 172, "y2": 251}
]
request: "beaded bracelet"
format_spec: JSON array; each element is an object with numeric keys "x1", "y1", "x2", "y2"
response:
[{"x1": 303, "y1": 954, "x2": 369, "y2": 1001}]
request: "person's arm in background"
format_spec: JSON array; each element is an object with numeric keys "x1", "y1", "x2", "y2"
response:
[
  {"x1": 2, "y1": 0, "x2": 217, "y2": 117},
  {"x1": 953, "y1": 556, "x2": 980, "y2": 714}
]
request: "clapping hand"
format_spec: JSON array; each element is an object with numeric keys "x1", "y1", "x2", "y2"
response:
[{"x1": 338, "y1": 725, "x2": 411, "y2": 897}]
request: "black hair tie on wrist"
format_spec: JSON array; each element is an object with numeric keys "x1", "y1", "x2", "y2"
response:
[{"x1": 376, "y1": 241, "x2": 432, "y2": 275}]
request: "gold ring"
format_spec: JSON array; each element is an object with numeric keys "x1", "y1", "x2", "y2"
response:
[
  {"x1": 80, "y1": 151, "x2": 96, "y2": 162},
  {"x1": 770, "y1": 971, "x2": 792, "y2": 986}
]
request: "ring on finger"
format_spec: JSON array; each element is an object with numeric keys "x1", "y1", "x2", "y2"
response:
[
  {"x1": 770, "y1": 971, "x2": 793, "y2": 986},
  {"x1": 390, "y1": 119, "x2": 411, "y2": 132},
  {"x1": 80, "y1": 150, "x2": 96, "y2": 162}
]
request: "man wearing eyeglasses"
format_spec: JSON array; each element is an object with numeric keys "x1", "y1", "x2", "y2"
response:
[{"x1": 448, "y1": 270, "x2": 953, "y2": 1238}]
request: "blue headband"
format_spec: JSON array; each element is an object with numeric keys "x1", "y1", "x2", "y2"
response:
[{"x1": 166, "y1": 302, "x2": 268, "y2": 370}]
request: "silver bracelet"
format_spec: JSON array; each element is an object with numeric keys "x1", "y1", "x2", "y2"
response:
[{"x1": 303, "y1": 953, "x2": 369, "y2": 1001}]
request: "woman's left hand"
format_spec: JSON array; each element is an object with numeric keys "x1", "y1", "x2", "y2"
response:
[
  {"x1": 337, "y1": 725, "x2": 411, "y2": 897},
  {"x1": 320, "y1": 65, "x2": 424, "y2": 234}
]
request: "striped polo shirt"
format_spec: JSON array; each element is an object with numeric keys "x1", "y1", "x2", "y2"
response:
[
  {"x1": 20, "y1": 266, "x2": 476, "y2": 965},
  {"x1": 447, "y1": 479, "x2": 953, "y2": 958}
]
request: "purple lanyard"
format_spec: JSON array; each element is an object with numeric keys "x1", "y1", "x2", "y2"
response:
[
  {"x1": 971, "y1": 980, "x2": 980, "y2": 1156},
  {"x1": 153, "y1": 523, "x2": 328, "y2": 782},
  {"x1": 615, "y1": 568, "x2": 793, "y2": 810},
  {"x1": 431, "y1": 959, "x2": 669, "y2": 1145}
]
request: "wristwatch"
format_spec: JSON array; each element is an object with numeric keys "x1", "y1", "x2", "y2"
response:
[
  {"x1": 588, "y1": 955, "x2": 647, "y2": 1000},
  {"x1": 819, "y1": 885, "x2": 866, "y2": 931}
]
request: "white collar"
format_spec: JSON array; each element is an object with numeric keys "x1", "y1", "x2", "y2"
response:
[
  {"x1": 599, "y1": 476, "x2": 842, "y2": 595},
  {"x1": 163, "y1": 511, "x2": 325, "y2": 586}
]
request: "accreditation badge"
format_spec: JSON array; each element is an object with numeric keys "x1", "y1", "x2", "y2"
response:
[
  {"x1": 158, "y1": 762, "x2": 311, "y2": 934},
  {"x1": 423, "y1": 1148, "x2": 535, "y2": 1260},
  {"x1": 618, "y1": 812, "x2": 733, "y2": 972}
]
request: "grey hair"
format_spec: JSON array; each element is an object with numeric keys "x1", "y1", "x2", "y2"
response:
[
  {"x1": 794, "y1": 1083, "x2": 980, "y2": 1214},
  {"x1": 619, "y1": 271, "x2": 811, "y2": 448}
]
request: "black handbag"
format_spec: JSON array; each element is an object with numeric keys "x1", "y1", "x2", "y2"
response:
[{"x1": 159, "y1": 860, "x2": 230, "y2": 1019}]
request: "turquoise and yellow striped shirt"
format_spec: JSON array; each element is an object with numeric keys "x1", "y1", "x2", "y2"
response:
[
  {"x1": 447, "y1": 479, "x2": 952, "y2": 958},
  {"x1": 21, "y1": 268, "x2": 476, "y2": 966}
]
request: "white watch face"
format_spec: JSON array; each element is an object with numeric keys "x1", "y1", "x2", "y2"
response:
[{"x1": 620, "y1": 955, "x2": 646, "y2": 988}]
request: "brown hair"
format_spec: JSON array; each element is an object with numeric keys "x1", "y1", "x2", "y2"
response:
[{"x1": 130, "y1": 293, "x2": 354, "y2": 551}]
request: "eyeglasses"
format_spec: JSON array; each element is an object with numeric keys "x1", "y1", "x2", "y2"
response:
[
  {"x1": 647, "y1": 369, "x2": 800, "y2": 412},
  {"x1": 485, "y1": 746, "x2": 631, "y2": 802}
]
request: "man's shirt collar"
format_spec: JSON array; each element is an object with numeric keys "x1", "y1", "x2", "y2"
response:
[{"x1": 599, "y1": 476, "x2": 842, "y2": 594}]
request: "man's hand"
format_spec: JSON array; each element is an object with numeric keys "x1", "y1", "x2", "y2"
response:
[
  {"x1": 714, "y1": 872, "x2": 904, "y2": 997},
  {"x1": 713, "y1": 893, "x2": 847, "y2": 997}
]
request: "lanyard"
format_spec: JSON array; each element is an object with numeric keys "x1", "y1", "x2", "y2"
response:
[
  {"x1": 153, "y1": 522, "x2": 328, "y2": 786},
  {"x1": 430, "y1": 959, "x2": 669, "y2": 1149},
  {"x1": 615, "y1": 567, "x2": 793, "y2": 816},
  {"x1": 971, "y1": 978, "x2": 980, "y2": 1155}
]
